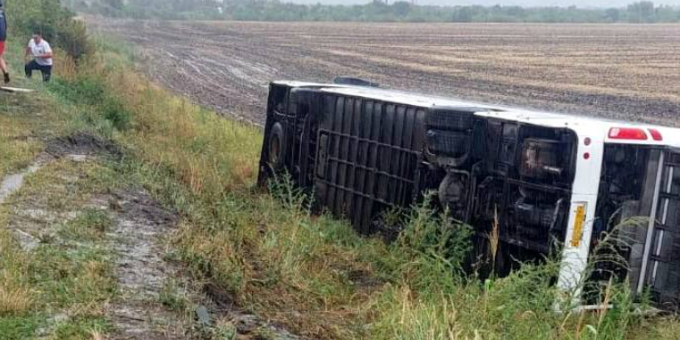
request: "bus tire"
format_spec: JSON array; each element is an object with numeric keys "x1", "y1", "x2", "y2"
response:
[{"x1": 268, "y1": 122, "x2": 286, "y2": 170}]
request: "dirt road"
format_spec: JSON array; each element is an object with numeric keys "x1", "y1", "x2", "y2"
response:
[{"x1": 89, "y1": 20, "x2": 680, "y2": 126}]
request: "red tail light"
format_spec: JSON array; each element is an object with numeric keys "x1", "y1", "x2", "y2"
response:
[
  {"x1": 608, "y1": 127, "x2": 648, "y2": 140},
  {"x1": 648, "y1": 128, "x2": 663, "y2": 141}
]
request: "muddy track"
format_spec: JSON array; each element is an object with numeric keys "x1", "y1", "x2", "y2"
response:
[
  {"x1": 89, "y1": 20, "x2": 680, "y2": 127},
  {"x1": 0, "y1": 133, "x2": 300, "y2": 339},
  {"x1": 0, "y1": 134, "x2": 187, "y2": 338},
  {"x1": 105, "y1": 188, "x2": 189, "y2": 340}
]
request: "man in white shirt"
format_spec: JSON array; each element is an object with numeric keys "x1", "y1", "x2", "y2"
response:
[{"x1": 24, "y1": 31, "x2": 53, "y2": 82}]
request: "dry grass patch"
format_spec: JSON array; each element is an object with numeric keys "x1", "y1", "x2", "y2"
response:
[
  {"x1": 0, "y1": 110, "x2": 43, "y2": 180},
  {"x1": 44, "y1": 33, "x2": 680, "y2": 340},
  {"x1": 0, "y1": 231, "x2": 34, "y2": 316},
  {"x1": 0, "y1": 285, "x2": 33, "y2": 315}
]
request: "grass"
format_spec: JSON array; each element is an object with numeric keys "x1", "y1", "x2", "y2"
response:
[
  {"x1": 158, "y1": 278, "x2": 190, "y2": 313},
  {"x1": 0, "y1": 43, "x2": 71, "y2": 332},
  {"x1": 0, "y1": 38, "x2": 82, "y2": 179},
  {"x1": 0, "y1": 315, "x2": 41, "y2": 340},
  {"x1": 0, "y1": 158, "x2": 119, "y2": 339},
  {"x1": 59, "y1": 208, "x2": 114, "y2": 242},
  {"x1": 0, "y1": 112, "x2": 42, "y2": 179},
  {"x1": 0, "y1": 230, "x2": 34, "y2": 316},
  {"x1": 41, "y1": 46, "x2": 659, "y2": 339},
  {"x1": 1, "y1": 22, "x2": 680, "y2": 339},
  {"x1": 0, "y1": 64, "x2": 120, "y2": 339}
]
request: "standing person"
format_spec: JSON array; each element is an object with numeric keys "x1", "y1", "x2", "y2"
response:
[
  {"x1": 0, "y1": 1, "x2": 10, "y2": 84},
  {"x1": 24, "y1": 31, "x2": 52, "y2": 82}
]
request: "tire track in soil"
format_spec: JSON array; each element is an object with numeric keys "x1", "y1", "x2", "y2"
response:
[
  {"x1": 104, "y1": 189, "x2": 190, "y2": 340},
  {"x1": 0, "y1": 134, "x2": 188, "y2": 338},
  {"x1": 0, "y1": 134, "x2": 301, "y2": 339},
  {"x1": 89, "y1": 20, "x2": 680, "y2": 127}
]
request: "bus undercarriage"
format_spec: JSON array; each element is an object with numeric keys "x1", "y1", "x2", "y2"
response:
[{"x1": 258, "y1": 82, "x2": 680, "y2": 307}]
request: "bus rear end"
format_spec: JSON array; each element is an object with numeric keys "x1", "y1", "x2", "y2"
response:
[{"x1": 574, "y1": 126, "x2": 680, "y2": 307}]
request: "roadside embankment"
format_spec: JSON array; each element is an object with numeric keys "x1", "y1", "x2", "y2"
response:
[{"x1": 2, "y1": 19, "x2": 680, "y2": 340}]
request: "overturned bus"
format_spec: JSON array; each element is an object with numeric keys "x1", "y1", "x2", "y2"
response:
[{"x1": 258, "y1": 80, "x2": 680, "y2": 306}]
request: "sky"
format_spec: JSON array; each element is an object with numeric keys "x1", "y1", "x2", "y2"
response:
[{"x1": 288, "y1": 0, "x2": 679, "y2": 7}]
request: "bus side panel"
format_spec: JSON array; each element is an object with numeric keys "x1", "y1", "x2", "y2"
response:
[{"x1": 313, "y1": 94, "x2": 427, "y2": 234}]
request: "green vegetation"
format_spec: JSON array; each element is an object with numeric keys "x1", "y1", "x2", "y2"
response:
[
  {"x1": 2, "y1": 0, "x2": 680, "y2": 338},
  {"x1": 158, "y1": 278, "x2": 189, "y2": 312},
  {"x1": 69, "y1": 0, "x2": 680, "y2": 23},
  {"x1": 5, "y1": 0, "x2": 92, "y2": 59},
  {"x1": 59, "y1": 208, "x2": 114, "y2": 242},
  {"x1": 0, "y1": 39, "x2": 65, "y2": 180},
  {"x1": 38, "y1": 29, "x2": 680, "y2": 339},
  {"x1": 0, "y1": 36, "x2": 120, "y2": 338},
  {"x1": 0, "y1": 159, "x2": 120, "y2": 340}
]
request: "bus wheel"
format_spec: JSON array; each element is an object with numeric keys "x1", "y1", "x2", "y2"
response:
[{"x1": 268, "y1": 122, "x2": 286, "y2": 170}]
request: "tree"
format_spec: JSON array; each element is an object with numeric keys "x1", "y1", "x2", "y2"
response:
[
  {"x1": 393, "y1": 1, "x2": 411, "y2": 17},
  {"x1": 452, "y1": 6, "x2": 473, "y2": 22},
  {"x1": 103, "y1": 0, "x2": 124, "y2": 11},
  {"x1": 605, "y1": 8, "x2": 620, "y2": 22},
  {"x1": 627, "y1": 1, "x2": 656, "y2": 23}
]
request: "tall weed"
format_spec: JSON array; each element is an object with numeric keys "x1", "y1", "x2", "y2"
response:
[{"x1": 48, "y1": 35, "x2": 662, "y2": 340}]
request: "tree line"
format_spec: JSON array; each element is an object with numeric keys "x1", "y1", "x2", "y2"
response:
[{"x1": 69, "y1": 0, "x2": 680, "y2": 23}]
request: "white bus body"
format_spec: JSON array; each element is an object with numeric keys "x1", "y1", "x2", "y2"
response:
[{"x1": 259, "y1": 80, "x2": 680, "y2": 306}]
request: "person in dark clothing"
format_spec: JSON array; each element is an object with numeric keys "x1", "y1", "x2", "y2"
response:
[
  {"x1": 24, "y1": 31, "x2": 52, "y2": 82},
  {"x1": 0, "y1": 1, "x2": 10, "y2": 83}
]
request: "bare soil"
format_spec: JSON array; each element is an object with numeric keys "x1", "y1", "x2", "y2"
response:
[
  {"x1": 0, "y1": 133, "x2": 301, "y2": 339},
  {"x1": 104, "y1": 188, "x2": 189, "y2": 340},
  {"x1": 1, "y1": 133, "x2": 120, "y2": 249},
  {"x1": 45, "y1": 132, "x2": 122, "y2": 159},
  {"x1": 0, "y1": 134, "x2": 187, "y2": 338},
  {"x1": 89, "y1": 20, "x2": 680, "y2": 126}
]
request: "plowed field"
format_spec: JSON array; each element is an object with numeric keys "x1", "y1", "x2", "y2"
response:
[{"x1": 90, "y1": 20, "x2": 680, "y2": 126}]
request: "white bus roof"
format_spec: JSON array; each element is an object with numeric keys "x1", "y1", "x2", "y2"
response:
[{"x1": 274, "y1": 80, "x2": 680, "y2": 148}]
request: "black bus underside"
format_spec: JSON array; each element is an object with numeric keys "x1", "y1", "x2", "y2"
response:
[
  {"x1": 258, "y1": 82, "x2": 680, "y2": 306},
  {"x1": 258, "y1": 83, "x2": 578, "y2": 273}
]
